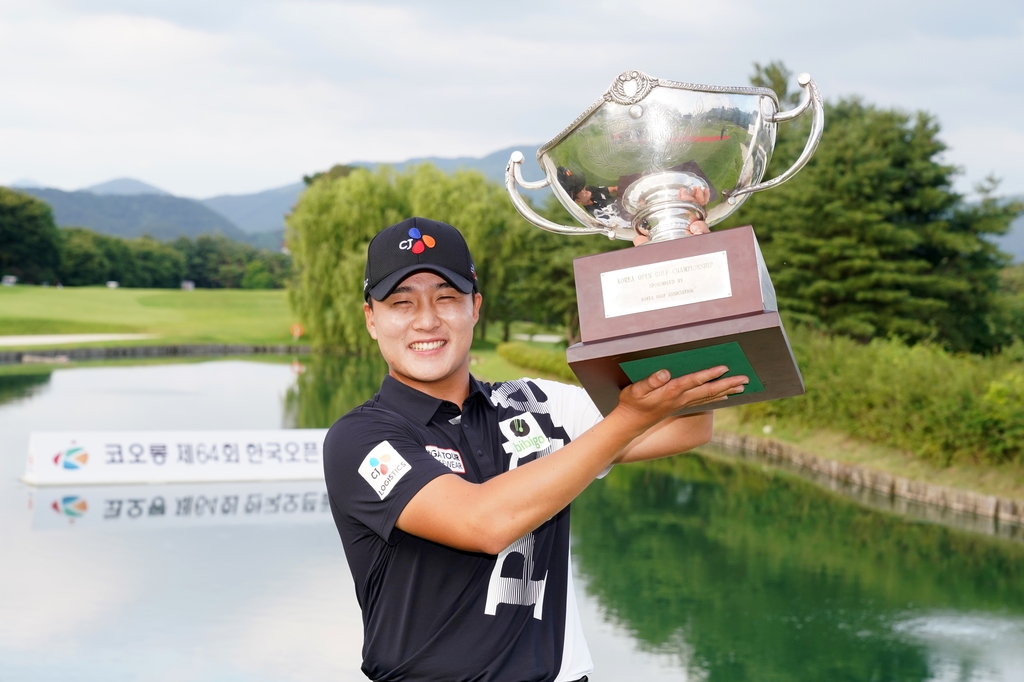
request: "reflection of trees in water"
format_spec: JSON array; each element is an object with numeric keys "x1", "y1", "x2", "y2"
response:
[
  {"x1": 572, "y1": 454, "x2": 1024, "y2": 681},
  {"x1": 0, "y1": 371, "x2": 52, "y2": 407},
  {"x1": 283, "y1": 354, "x2": 387, "y2": 429}
]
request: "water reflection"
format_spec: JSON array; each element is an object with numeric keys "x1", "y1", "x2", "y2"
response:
[
  {"x1": 284, "y1": 354, "x2": 387, "y2": 428},
  {"x1": 0, "y1": 369, "x2": 52, "y2": 406},
  {"x1": 31, "y1": 481, "x2": 331, "y2": 531},
  {"x1": 571, "y1": 456, "x2": 1024, "y2": 681},
  {"x1": 5, "y1": 358, "x2": 1024, "y2": 680}
]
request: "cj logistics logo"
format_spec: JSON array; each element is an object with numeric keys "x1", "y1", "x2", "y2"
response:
[
  {"x1": 358, "y1": 441, "x2": 412, "y2": 500},
  {"x1": 399, "y1": 227, "x2": 436, "y2": 254},
  {"x1": 370, "y1": 452, "x2": 393, "y2": 476},
  {"x1": 53, "y1": 444, "x2": 89, "y2": 470}
]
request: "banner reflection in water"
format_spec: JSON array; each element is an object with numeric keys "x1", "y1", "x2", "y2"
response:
[{"x1": 32, "y1": 480, "x2": 332, "y2": 531}]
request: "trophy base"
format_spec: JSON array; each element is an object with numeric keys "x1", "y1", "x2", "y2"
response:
[{"x1": 566, "y1": 310, "x2": 804, "y2": 417}]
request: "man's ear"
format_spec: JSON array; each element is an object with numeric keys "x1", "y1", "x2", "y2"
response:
[
  {"x1": 364, "y1": 302, "x2": 378, "y2": 340},
  {"x1": 472, "y1": 293, "x2": 482, "y2": 323}
]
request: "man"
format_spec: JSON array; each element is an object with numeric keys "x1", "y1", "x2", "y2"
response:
[
  {"x1": 556, "y1": 166, "x2": 618, "y2": 215},
  {"x1": 324, "y1": 217, "x2": 747, "y2": 681}
]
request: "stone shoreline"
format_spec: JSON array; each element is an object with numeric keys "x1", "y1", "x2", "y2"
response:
[
  {"x1": 711, "y1": 431, "x2": 1024, "y2": 536},
  {"x1": 0, "y1": 344, "x2": 312, "y2": 365}
]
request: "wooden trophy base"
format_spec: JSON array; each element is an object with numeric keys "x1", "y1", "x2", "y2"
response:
[{"x1": 566, "y1": 225, "x2": 804, "y2": 416}]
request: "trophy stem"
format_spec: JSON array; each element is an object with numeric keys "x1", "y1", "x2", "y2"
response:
[{"x1": 635, "y1": 201, "x2": 705, "y2": 242}]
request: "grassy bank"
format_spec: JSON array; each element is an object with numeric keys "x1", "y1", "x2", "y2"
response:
[
  {"x1": 495, "y1": 335, "x2": 1024, "y2": 501},
  {"x1": 0, "y1": 286, "x2": 295, "y2": 346}
]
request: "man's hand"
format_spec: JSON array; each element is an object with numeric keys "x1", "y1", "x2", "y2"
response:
[
  {"x1": 610, "y1": 366, "x2": 747, "y2": 438},
  {"x1": 679, "y1": 185, "x2": 711, "y2": 206}
]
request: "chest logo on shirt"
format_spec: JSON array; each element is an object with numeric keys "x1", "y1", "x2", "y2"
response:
[
  {"x1": 498, "y1": 412, "x2": 551, "y2": 462},
  {"x1": 358, "y1": 441, "x2": 411, "y2": 500},
  {"x1": 425, "y1": 445, "x2": 466, "y2": 474}
]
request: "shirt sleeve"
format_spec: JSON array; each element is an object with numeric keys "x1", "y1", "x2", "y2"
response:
[
  {"x1": 529, "y1": 378, "x2": 612, "y2": 478},
  {"x1": 530, "y1": 378, "x2": 604, "y2": 441},
  {"x1": 323, "y1": 408, "x2": 451, "y2": 543}
]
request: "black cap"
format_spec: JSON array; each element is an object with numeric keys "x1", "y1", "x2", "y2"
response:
[
  {"x1": 557, "y1": 166, "x2": 585, "y2": 199},
  {"x1": 364, "y1": 217, "x2": 478, "y2": 301}
]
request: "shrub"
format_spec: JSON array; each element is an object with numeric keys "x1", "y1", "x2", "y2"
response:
[{"x1": 496, "y1": 342, "x2": 577, "y2": 382}]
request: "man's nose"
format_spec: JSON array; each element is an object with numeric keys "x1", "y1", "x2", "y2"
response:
[{"x1": 412, "y1": 302, "x2": 441, "y2": 330}]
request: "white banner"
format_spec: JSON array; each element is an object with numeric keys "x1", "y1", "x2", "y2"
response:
[
  {"x1": 30, "y1": 481, "x2": 333, "y2": 530},
  {"x1": 25, "y1": 430, "x2": 329, "y2": 485}
]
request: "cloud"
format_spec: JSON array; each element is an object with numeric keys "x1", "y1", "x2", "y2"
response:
[{"x1": 0, "y1": 0, "x2": 1022, "y2": 196}]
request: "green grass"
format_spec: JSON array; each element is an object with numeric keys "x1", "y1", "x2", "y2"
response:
[
  {"x1": 489, "y1": 332, "x2": 1024, "y2": 502},
  {"x1": 0, "y1": 286, "x2": 297, "y2": 347}
]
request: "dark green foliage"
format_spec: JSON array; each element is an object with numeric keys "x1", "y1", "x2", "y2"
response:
[
  {"x1": 502, "y1": 194, "x2": 629, "y2": 343},
  {"x1": 0, "y1": 188, "x2": 61, "y2": 283},
  {"x1": 59, "y1": 228, "x2": 184, "y2": 287},
  {"x1": 171, "y1": 233, "x2": 290, "y2": 289},
  {"x1": 55, "y1": 227, "x2": 288, "y2": 289},
  {"x1": 740, "y1": 324, "x2": 1024, "y2": 465},
  {"x1": 302, "y1": 164, "x2": 358, "y2": 186},
  {"x1": 721, "y1": 81, "x2": 1022, "y2": 352}
]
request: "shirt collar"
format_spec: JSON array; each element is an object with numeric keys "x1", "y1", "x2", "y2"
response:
[{"x1": 376, "y1": 374, "x2": 491, "y2": 425}]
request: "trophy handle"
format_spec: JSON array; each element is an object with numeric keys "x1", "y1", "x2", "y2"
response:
[
  {"x1": 726, "y1": 73, "x2": 824, "y2": 204},
  {"x1": 505, "y1": 151, "x2": 626, "y2": 240}
]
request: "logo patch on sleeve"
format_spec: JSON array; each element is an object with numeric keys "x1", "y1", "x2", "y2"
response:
[
  {"x1": 498, "y1": 412, "x2": 551, "y2": 459},
  {"x1": 358, "y1": 441, "x2": 411, "y2": 500},
  {"x1": 425, "y1": 445, "x2": 466, "y2": 474}
]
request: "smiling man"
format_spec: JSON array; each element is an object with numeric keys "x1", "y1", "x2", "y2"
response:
[{"x1": 323, "y1": 217, "x2": 747, "y2": 682}]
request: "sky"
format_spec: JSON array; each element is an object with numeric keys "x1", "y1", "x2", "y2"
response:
[{"x1": 0, "y1": 0, "x2": 1022, "y2": 199}]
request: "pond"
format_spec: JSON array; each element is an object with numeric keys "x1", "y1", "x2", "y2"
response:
[{"x1": 1, "y1": 358, "x2": 1023, "y2": 681}]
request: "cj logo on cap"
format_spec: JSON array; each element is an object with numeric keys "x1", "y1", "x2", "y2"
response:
[{"x1": 399, "y1": 227, "x2": 436, "y2": 255}]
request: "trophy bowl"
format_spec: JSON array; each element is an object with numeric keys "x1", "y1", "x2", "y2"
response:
[
  {"x1": 504, "y1": 69, "x2": 824, "y2": 416},
  {"x1": 507, "y1": 69, "x2": 822, "y2": 243}
]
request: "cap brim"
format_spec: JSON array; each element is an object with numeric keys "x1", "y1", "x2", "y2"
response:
[{"x1": 367, "y1": 264, "x2": 475, "y2": 301}]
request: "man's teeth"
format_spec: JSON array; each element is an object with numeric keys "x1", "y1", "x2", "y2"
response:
[{"x1": 410, "y1": 340, "x2": 446, "y2": 351}]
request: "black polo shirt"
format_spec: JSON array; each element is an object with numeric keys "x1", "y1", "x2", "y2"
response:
[{"x1": 324, "y1": 374, "x2": 603, "y2": 682}]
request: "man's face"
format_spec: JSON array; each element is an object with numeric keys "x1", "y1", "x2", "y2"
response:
[
  {"x1": 364, "y1": 272, "x2": 481, "y2": 399},
  {"x1": 574, "y1": 188, "x2": 593, "y2": 206}
]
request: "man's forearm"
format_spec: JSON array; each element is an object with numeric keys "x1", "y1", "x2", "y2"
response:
[
  {"x1": 614, "y1": 412, "x2": 714, "y2": 464},
  {"x1": 397, "y1": 404, "x2": 649, "y2": 554}
]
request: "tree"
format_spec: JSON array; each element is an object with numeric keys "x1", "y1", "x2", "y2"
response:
[
  {"x1": 287, "y1": 164, "x2": 533, "y2": 352},
  {"x1": 505, "y1": 194, "x2": 629, "y2": 344},
  {"x1": 127, "y1": 236, "x2": 185, "y2": 288},
  {"x1": 750, "y1": 60, "x2": 801, "y2": 107},
  {"x1": 0, "y1": 188, "x2": 60, "y2": 283},
  {"x1": 59, "y1": 228, "x2": 110, "y2": 285},
  {"x1": 720, "y1": 67, "x2": 1022, "y2": 353}
]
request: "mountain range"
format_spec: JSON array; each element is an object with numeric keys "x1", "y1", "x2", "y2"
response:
[{"x1": 6, "y1": 148, "x2": 1022, "y2": 262}]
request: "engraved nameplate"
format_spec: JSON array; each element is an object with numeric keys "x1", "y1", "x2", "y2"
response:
[{"x1": 600, "y1": 251, "x2": 732, "y2": 319}]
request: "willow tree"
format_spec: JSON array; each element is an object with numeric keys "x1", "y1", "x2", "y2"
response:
[{"x1": 286, "y1": 164, "x2": 529, "y2": 353}]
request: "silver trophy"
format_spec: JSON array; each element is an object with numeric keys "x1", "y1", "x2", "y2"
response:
[
  {"x1": 504, "y1": 70, "x2": 824, "y2": 415},
  {"x1": 506, "y1": 70, "x2": 823, "y2": 242}
]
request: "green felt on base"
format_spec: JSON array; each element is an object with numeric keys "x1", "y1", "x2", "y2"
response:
[{"x1": 618, "y1": 341, "x2": 765, "y2": 393}]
